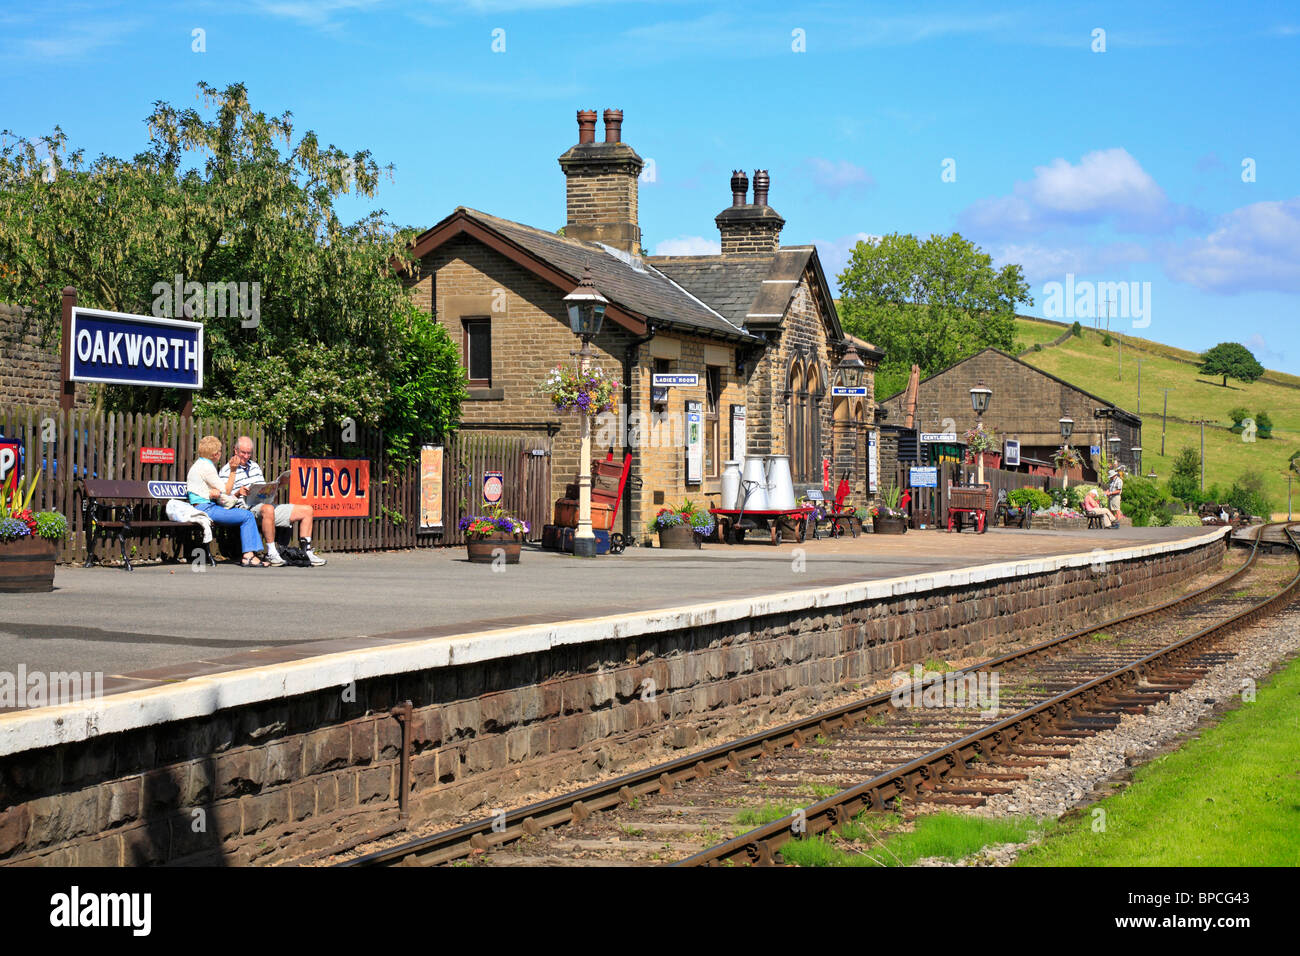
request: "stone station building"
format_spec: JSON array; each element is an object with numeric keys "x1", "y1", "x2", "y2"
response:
[{"x1": 406, "y1": 109, "x2": 883, "y2": 544}]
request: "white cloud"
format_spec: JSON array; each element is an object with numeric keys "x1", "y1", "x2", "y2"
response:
[
  {"x1": 653, "y1": 235, "x2": 720, "y2": 256},
  {"x1": 806, "y1": 158, "x2": 874, "y2": 197},
  {"x1": 960, "y1": 148, "x2": 1192, "y2": 236},
  {"x1": 1164, "y1": 198, "x2": 1300, "y2": 294},
  {"x1": 993, "y1": 241, "x2": 1154, "y2": 285}
]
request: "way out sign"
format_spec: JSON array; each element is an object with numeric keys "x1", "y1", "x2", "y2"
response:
[
  {"x1": 483, "y1": 471, "x2": 504, "y2": 504},
  {"x1": 289, "y1": 457, "x2": 370, "y2": 517}
]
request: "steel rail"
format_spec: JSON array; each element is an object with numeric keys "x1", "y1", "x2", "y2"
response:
[
  {"x1": 675, "y1": 523, "x2": 1299, "y2": 866},
  {"x1": 341, "y1": 526, "x2": 1252, "y2": 867}
]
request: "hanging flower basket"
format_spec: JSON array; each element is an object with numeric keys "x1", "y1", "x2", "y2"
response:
[{"x1": 538, "y1": 364, "x2": 620, "y2": 418}]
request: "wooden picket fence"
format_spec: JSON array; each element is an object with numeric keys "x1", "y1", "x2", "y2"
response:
[
  {"x1": 0, "y1": 405, "x2": 554, "y2": 563},
  {"x1": 897, "y1": 461, "x2": 1056, "y2": 529}
]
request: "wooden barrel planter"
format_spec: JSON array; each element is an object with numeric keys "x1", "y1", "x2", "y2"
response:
[
  {"x1": 657, "y1": 524, "x2": 702, "y2": 549},
  {"x1": 872, "y1": 514, "x2": 908, "y2": 535},
  {"x1": 0, "y1": 537, "x2": 56, "y2": 592},
  {"x1": 465, "y1": 532, "x2": 522, "y2": 564}
]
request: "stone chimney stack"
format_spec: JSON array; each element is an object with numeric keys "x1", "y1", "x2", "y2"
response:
[
  {"x1": 558, "y1": 107, "x2": 644, "y2": 255},
  {"x1": 715, "y1": 168, "x2": 784, "y2": 256}
]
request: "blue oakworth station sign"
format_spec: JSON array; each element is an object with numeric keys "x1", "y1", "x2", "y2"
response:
[{"x1": 69, "y1": 307, "x2": 204, "y2": 390}]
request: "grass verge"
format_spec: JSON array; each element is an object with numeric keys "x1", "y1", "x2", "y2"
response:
[
  {"x1": 1017, "y1": 650, "x2": 1300, "y2": 866},
  {"x1": 779, "y1": 811, "x2": 1047, "y2": 867}
]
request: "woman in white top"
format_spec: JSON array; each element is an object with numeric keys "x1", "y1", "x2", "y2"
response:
[{"x1": 187, "y1": 435, "x2": 269, "y2": 567}]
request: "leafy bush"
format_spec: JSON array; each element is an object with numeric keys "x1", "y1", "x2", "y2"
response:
[
  {"x1": 1170, "y1": 515, "x2": 1201, "y2": 527},
  {"x1": 1228, "y1": 406, "x2": 1250, "y2": 427},
  {"x1": 1119, "y1": 474, "x2": 1167, "y2": 526},
  {"x1": 1009, "y1": 487, "x2": 1051, "y2": 511},
  {"x1": 1254, "y1": 410, "x2": 1273, "y2": 439},
  {"x1": 1033, "y1": 343, "x2": 1043, "y2": 352},
  {"x1": 1102, "y1": 333, "x2": 1113, "y2": 347},
  {"x1": 1223, "y1": 471, "x2": 1273, "y2": 519},
  {"x1": 1070, "y1": 320, "x2": 1082, "y2": 337},
  {"x1": 1168, "y1": 446, "x2": 1201, "y2": 506},
  {"x1": 1151, "y1": 508, "x2": 1173, "y2": 527}
]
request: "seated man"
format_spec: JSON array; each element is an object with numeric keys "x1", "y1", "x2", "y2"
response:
[
  {"x1": 1082, "y1": 488, "x2": 1116, "y2": 528},
  {"x1": 217, "y1": 436, "x2": 326, "y2": 566}
]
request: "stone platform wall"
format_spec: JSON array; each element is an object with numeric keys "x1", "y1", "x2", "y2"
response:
[{"x1": 0, "y1": 534, "x2": 1228, "y2": 866}]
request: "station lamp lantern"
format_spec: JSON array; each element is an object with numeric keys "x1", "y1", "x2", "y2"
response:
[
  {"x1": 837, "y1": 343, "x2": 866, "y2": 389},
  {"x1": 1131, "y1": 446, "x2": 1143, "y2": 474},
  {"x1": 969, "y1": 382, "x2": 992, "y2": 418},
  {"x1": 1059, "y1": 417, "x2": 1074, "y2": 442},
  {"x1": 564, "y1": 264, "x2": 607, "y2": 343}
]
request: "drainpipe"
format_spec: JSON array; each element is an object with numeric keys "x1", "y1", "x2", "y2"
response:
[
  {"x1": 389, "y1": 700, "x2": 413, "y2": 820},
  {"x1": 623, "y1": 322, "x2": 659, "y2": 544}
]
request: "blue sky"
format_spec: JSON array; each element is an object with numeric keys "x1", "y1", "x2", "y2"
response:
[{"x1": 3, "y1": 0, "x2": 1297, "y2": 370}]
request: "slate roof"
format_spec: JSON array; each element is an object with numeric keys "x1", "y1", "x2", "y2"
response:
[
  {"x1": 648, "y1": 254, "x2": 776, "y2": 327},
  {"x1": 453, "y1": 208, "x2": 758, "y2": 341}
]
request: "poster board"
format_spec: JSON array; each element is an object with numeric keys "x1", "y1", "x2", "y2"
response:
[
  {"x1": 420, "y1": 445, "x2": 443, "y2": 530},
  {"x1": 289, "y1": 458, "x2": 370, "y2": 517},
  {"x1": 685, "y1": 400, "x2": 703, "y2": 485},
  {"x1": 868, "y1": 430, "x2": 879, "y2": 493},
  {"x1": 730, "y1": 405, "x2": 747, "y2": 462}
]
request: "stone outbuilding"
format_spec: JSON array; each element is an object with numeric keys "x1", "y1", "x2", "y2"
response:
[{"x1": 878, "y1": 347, "x2": 1142, "y2": 484}]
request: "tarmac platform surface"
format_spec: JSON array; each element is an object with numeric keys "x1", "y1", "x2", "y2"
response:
[{"x1": 0, "y1": 526, "x2": 1211, "y2": 704}]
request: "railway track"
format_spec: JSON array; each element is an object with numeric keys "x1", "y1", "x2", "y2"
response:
[{"x1": 339, "y1": 524, "x2": 1298, "y2": 868}]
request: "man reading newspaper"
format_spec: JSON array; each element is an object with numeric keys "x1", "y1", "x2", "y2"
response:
[{"x1": 217, "y1": 436, "x2": 326, "y2": 566}]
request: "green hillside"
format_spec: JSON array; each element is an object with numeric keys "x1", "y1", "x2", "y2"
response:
[{"x1": 1014, "y1": 317, "x2": 1299, "y2": 517}]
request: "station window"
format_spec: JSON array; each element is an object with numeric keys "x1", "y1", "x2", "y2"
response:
[{"x1": 463, "y1": 318, "x2": 491, "y2": 385}]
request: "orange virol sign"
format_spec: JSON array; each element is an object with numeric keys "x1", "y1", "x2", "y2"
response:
[{"x1": 289, "y1": 457, "x2": 370, "y2": 517}]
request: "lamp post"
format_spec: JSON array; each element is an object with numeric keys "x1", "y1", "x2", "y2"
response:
[
  {"x1": 563, "y1": 265, "x2": 608, "y2": 558},
  {"x1": 837, "y1": 344, "x2": 867, "y2": 485},
  {"x1": 1058, "y1": 416, "x2": 1074, "y2": 491},
  {"x1": 1131, "y1": 446, "x2": 1142, "y2": 475},
  {"x1": 969, "y1": 382, "x2": 992, "y2": 485},
  {"x1": 1108, "y1": 434, "x2": 1121, "y2": 473}
]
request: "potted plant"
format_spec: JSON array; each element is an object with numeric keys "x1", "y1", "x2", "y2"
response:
[
  {"x1": 965, "y1": 424, "x2": 1000, "y2": 469},
  {"x1": 871, "y1": 482, "x2": 908, "y2": 534},
  {"x1": 1, "y1": 474, "x2": 68, "y2": 592},
  {"x1": 459, "y1": 506, "x2": 529, "y2": 563},
  {"x1": 653, "y1": 499, "x2": 715, "y2": 549}
]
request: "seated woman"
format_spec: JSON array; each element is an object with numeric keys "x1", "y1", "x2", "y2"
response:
[
  {"x1": 187, "y1": 435, "x2": 269, "y2": 567},
  {"x1": 1082, "y1": 488, "x2": 1116, "y2": 529}
]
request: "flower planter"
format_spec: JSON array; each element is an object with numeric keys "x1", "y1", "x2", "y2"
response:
[
  {"x1": 657, "y1": 524, "x2": 702, "y2": 549},
  {"x1": 872, "y1": 515, "x2": 908, "y2": 535},
  {"x1": 0, "y1": 536, "x2": 56, "y2": 592},
  {"x1": 465, "y1": 531, "x2": 522, "y2": 564}
]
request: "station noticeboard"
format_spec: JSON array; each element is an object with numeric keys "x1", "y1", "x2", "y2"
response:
[
  {"x1": 685, "y1": 400, "x2": 703, "y2": 485},
  {"x1": 68, "y1": 308, "x2": 204, "y2": 390},
  {"x1": 1003, "y1": 440, "x2": 1020, "y2": 467},
  {"x1": 140, "y1": 447, "x2": 176, "y2": 465},
  {"x1": 909, "y1": 466, "x2": 939, "y2": 488},
  {"x1": 289, "y1": 457, "x2": 370, "y2": 517}
]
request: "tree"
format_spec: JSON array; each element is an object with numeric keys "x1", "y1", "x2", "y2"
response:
[
  {"x1": 1199, "y1": 342, "x2": 1264, "y2": 388},
  {"x1": 1168, "y1": 445, "x2": 1201, "y2": 506},
  {"x1": 0, "y1": 82, "x2": 466, "y2": 459},
  {"x1": 837, "y1": 232, "x2": 1032, "y2": 395}
]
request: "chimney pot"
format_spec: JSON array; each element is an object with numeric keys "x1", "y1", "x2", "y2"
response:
[
  {"x1": 752, "y1": 169, "x2": 770, "y2": 207},
  {"x1": 730, "y1": 170, "x2": 749, "y2": 207},
  {"x1": 576, "y1": 109, "x2": 597, "y2": 145},
  {"x1": 602, "y1": 109, "x2": 623, "y2": 143}
]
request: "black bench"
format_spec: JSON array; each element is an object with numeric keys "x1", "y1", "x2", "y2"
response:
[
  {"x1": 995, "y1": 489, "x2": 1033, "y2": 529},
  {"x1": 1086, "y1": 513, "x2": 1106, "y2": 529},
  {"x1": 80, "y1": 479, "x2": 215, "y2": 571}
]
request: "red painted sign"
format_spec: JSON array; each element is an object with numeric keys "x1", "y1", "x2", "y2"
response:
[
  {"x1": 289, "y1": 457, "x2": 370, "y2": 517},
  {"x1": 140, "y1": 446, "x2": 176, "y2": 465},
  {"x1": 0, "y1": 439, "x2": 21, "y2": 496}
]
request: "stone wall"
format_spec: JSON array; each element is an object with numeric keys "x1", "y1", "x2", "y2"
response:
[
  {"x1": 0, "y1": 532, "x2": 1227, "y2": 866},
  {"x1": 0, "y1": 303, "x2": 89, "y2": 408}
]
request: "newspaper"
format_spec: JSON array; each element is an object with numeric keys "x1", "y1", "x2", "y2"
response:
[{"x1": 240, "y1": 470, "x2": 291, "y2": 511}]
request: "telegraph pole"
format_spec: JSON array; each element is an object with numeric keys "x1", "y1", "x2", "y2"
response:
[
  {"x1": 1137, "y1": 359, "x2": 1141, "y2": 414},
  {"x1": 1161, "y1": 388, "x2": 1170, "y2": 457}
]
